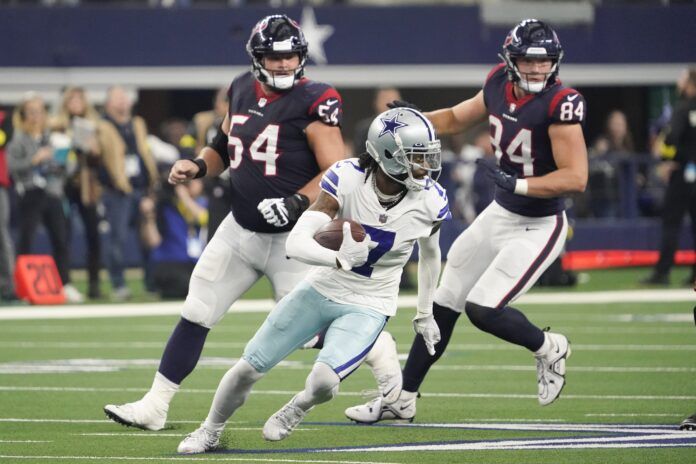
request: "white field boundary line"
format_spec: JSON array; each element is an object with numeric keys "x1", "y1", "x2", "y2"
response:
[
  {"x1": 0, "y1": 289, "x2": 693, "y2": 320},
  {"x1": 0, "y1": 456, "x2": 401, "y2": 464},
  {"x1": 0, "y1": 440, "x2": 52, "y2": 443},
  {"x1": 1, "y1": 386, "x2": 695, "y2": 401}
]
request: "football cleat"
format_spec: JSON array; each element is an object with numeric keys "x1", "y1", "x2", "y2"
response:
[
  {"x1": 263, "y1": 395, "x2": 309, "y2": 441},
  {"x1": 177, "y1": 424, "x2": 222, "y2": 454},
  {"x1": 344, "y1": 391, "x2": 417, "y2": 424},
  {"x1": 103, "y1": 396, "x2": 168, "y2": 431},
  {"x1": 535, "y1": 331, "x2": 571, "y2": 406},
  {"x1": 680, "y1": 413, "x2": 696, "y2": 431}
]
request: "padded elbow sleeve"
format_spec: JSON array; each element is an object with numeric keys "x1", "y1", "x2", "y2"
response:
[{"x1": 207, "y1": 125, "x2": 230, "y2": 168}]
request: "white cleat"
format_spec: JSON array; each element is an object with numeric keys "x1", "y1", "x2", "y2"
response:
[
  {"x1": 263, "y1": 396, "x2": 308, "y2": 441},
  {"x1": 103, "y1": 397, "x2": 168, "y2": 431},
  {"x1": 177, "y1": 424, "x2": 222, "y2": 454},
  {"x1": 535, "y1": 332, "x2": 571, "y2": 406},
  {"x1": 344, "y1": 391, "x2": 416, "y2": 424}
]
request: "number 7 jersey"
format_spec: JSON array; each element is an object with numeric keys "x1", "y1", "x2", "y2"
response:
[
  {"x1": 226, "y1": 72, "x2": 343, "y2": 233},
  {"x1": 306, "y1": 159, "x2": 451, "y2": 316},
  {"x1": 484, "y1": 64, "x2": 586, "y2": 217}
]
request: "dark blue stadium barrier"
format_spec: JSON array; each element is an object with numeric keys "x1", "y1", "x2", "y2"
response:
[
  {"x1": 0, "y1": 5, "x2": 694, "y2": 66},
  {"x1": 14, "y1": 215, "x2": 692, "y2": 270}
]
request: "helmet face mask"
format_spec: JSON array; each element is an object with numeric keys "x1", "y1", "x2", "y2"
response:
[
  {"x1": 366, "y1": 108, "x2": 442, "y2": 192},
  {"x1": 501, "y1": 19, "x2": 564, "y2": 94},
  {"x1": 246, "y1": 15, "x2": 308, "y2": 91}
]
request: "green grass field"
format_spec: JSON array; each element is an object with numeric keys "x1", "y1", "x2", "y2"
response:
[{"x1": 0, "y1": 268, "x2": 694, "y2": 463}]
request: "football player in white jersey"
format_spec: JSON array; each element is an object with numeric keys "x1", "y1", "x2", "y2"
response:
[
  {"x1": 346, "y1": 18, "x2": 588, "y2": 424},
  {"x1": 176, "y1": 107, "x2": 450, "y2": 453}
]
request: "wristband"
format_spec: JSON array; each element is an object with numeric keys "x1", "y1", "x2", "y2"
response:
[
  {"x1": 191, "y1": 158, "x2": 207, "y2": 179},
  {"x1": 514, "y1": 178, "x2": 529, "y2": 195}
]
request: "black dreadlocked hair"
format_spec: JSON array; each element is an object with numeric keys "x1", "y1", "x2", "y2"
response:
[{"x1": 358, "y1": 151, "x2": 379, "y2": 183}]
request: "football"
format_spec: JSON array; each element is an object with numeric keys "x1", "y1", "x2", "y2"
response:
[{"x1": 314, "y1": 219, "x2": 367, "y2": 251}]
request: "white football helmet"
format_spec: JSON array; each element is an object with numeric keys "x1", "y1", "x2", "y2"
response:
[{"x1": 365, "y1": 108, "x2": 442, "y2": 191}]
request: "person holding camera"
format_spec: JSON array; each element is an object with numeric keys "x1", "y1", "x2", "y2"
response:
[
  {"x1": 7, "y1": 92, "x2": 83, "y2": 303},
  {"x1": 139, "y1": 174, "x2": 208, "y2": 299}
]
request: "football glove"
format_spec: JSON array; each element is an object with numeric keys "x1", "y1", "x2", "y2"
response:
[
  {"x1": 336, "y1": 222, "x2": 375, "y2": 271},
  {"x1": 386, "y1": 100, "x2": 421, "y2": 111},
  {"x1": 413, "y1": 314, "x2": 441, "y2": 356},
  {"x1": 476, "y1": 158, "x2": 517, "y2": 193},
  {"x1": 257, "y1": 193, "x2": 309, "y2": 228}
]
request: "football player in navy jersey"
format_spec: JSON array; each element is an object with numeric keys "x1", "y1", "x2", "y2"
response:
[
  {"x1": 346, "y1": 18, "x2": 588, "y2": 424},
  {"x1": 104, "y1": 14, "x2": 345, "y2": 431}
]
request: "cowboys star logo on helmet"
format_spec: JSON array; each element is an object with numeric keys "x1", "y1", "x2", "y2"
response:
[{"x1": 366, "y1": 108, "x2": 441, "y2": 192}]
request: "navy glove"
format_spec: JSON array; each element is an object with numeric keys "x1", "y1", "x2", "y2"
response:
[
  {"x1": 476, "y1": 158, "x2": 517, "y2": 193},
  {"x1": 386, "y1": 100, "x2": 421, "y2": 111}
]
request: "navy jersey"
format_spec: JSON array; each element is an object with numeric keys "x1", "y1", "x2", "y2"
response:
[
  {"x1": 226, "y1": 72, "x2": 342, "y2": 233},
  {"x1": 483, "y1": 64, "x2": 586, "y2": 217}
]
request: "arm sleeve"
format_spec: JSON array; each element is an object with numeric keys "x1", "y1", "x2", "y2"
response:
[
  {"x1": 7, "y1": 135, "x2": 34, "y2": 175},
  {"x1": 286, "y1": 210, "x2": 338, "y2": 267},
  {"x1": 415, "y1": 230, "x2": 442, "y2": 318}
]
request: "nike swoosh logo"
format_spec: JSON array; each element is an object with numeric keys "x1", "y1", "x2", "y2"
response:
[
  {"x1": 567, "y1": 94, "x2": 579, "y2": 101},
  {"x1": 325, "y1": 98, "x2": 338, "y2": 106},
  {"x1": 525, "y1": 227, "x2": 539, "y2": 231}
]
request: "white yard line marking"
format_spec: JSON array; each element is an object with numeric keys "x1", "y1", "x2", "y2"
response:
[
  {"x1": 78, "y1": 428, "x2": 319, "y2": 436},
  {"x1": 0, "y1": 440, "x2": 52, "y2": 443},
  {"x1": 585, "y1": 413, "x2": 684, "y2": 417},
  {"x1": 0, "y1": 456, "x2": 400, "y2": 464},
  {"x1": 3, "y1": 341, "x2": 696, "y2": 351},
  {"x1": 1, "y1": 386, "x2": 694, "y2": 401},
  {"x1": 0, "y1": 418, "x2": 247, "y2": 424},
  {"x1": 4, "y1": 358, "x2": 695, "y2": 375},
  {"x1": 0, "y1": 289, "x2": 693, "y2": 320}
]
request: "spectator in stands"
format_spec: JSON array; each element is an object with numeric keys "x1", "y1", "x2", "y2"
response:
[
  {"x1": 642, "y1": 68, "x2": 696, "y2": 286},
  {"x1": 100, "y1": 86, "x2": 158, "y2": 300},
  {"x1": 0, "y1": 107, "x2": 19, "y2": 303},
  {"x1": 139, "y1": 168, "x2": 208, "y2": 299},
  {"x1": 586, "y1": 110, "x2": 635, "y2": 218},
  {"x1": 50, "y1": 86, "x2": 115, "y2": 299},
  {"x1": 7, "y1": 92, "x2": 84, "y2": 303},
  {"x1": 192, "y1": 87, "x2": 231, "y2": 240}
]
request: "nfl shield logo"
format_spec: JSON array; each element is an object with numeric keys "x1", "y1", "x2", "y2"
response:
[
  {"x1": 258, "y1": 98, "x2": 267, "y2": 108},
  {"x1": 509, "y1": 103, "x2": 516, "y2": 113},
  {"x1": 379, "y1": 213, "x2": 388, "y2": 224}
]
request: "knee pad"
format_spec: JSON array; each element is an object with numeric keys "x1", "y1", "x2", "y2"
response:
[
  {"x1": 464, "y1": 301, "x2": 497, "y2": 332},
  {"x1": 306, "y1": 362, "x2": 340, "y2": 402},
  {"x1": 181, "y1": 292, "x2": 219, "y2": 328}
]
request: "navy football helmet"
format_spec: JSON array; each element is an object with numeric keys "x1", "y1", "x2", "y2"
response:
[
  {"x1": 501, "y1": 19, "x2": 564, "y2": 93},
  {"x1": 246, "y1": 15, "x2": 308, "y2": 91}
]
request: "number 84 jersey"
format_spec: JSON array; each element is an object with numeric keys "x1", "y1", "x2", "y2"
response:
[
  {"x1": 306, "y1": 158, "x2": 451, "y2": 317},
  {"x1": 484, "y1": 64, "x2": 586, "y2": 217}
]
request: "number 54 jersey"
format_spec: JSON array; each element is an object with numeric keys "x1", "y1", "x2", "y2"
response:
[
  {"x1": 484, "y1": 64, "x2": 586, "y2": 217},
  {"x1": 226, "y1": 72, "x2": 342, "y2": 233},
  {"x1": 306, "y1": 159, "x2": 451, "y2": 317}
]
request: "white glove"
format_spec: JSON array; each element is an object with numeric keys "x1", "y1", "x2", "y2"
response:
[
  {"x1": 413, "y1": 314, "x2": 441, "y2": 356},
  {"x1": 257, "y1": 197, "x2": 290, "y2": 227},
  {"x1": 257, "y1": 194, "x2": 309, "y2": 228},
  {"x1": 336, "y1": 222, "x2": 374, "y2": 271}
]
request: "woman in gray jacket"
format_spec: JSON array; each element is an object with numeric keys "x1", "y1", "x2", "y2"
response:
[{"x1": 7, "y1": 92, "x2": 83, "y2": 303}]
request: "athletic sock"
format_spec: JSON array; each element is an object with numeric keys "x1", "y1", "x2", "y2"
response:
[{"x1": 158, "y1": 317, "x2": 210, "y2": 385}]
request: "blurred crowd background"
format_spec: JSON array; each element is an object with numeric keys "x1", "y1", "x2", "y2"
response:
[{"x1": 0, "y1": 0, "x2": 694, "y2": 303}]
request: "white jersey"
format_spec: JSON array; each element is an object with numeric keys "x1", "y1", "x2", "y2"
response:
[{"x1": 307, "y1": 158, "x2": 451, "y2": 316}]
